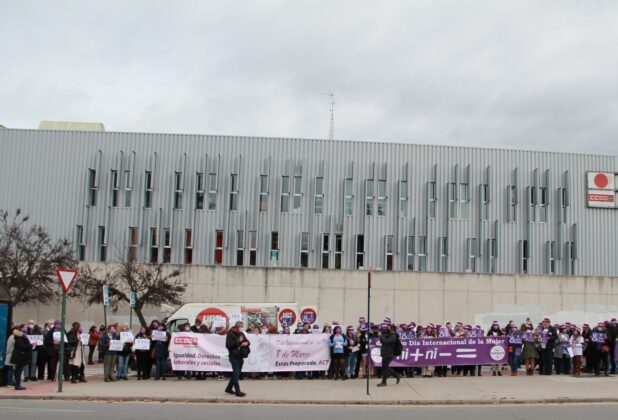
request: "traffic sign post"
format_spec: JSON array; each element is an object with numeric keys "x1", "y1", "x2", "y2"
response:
[
  {"x1": 55, "y1": 268, "x2": 78, "y2": 393},
  {"x1": 103, "y1": 285, "x2": 110, "y2": 328},
  {"x1": 129, "y1": 292, "x2": 136, "y2": 330}
]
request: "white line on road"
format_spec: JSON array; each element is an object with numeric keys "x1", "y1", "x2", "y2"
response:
[{"x1": 0, "y1": 406, "x2": 93, "y2": 413}]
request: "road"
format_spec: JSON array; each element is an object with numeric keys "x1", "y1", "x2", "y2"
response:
[{"x1": 0, "y1": 400, "x2": 617, "y2": 420}]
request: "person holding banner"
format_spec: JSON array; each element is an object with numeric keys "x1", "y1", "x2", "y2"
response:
[
  {"x1": 508, "y1": 324, "x2": 523, "y2": 376},
  {"x1": 153, "y1": 326, "x2": 170, "y2": 381},
  {"x1": 487, "y1": 321, "x2": 504, "y2": 376},
  {"x1": 44, "y1": 320, "x2": 69, "y2": 382},
  {"x1": 520, "y1": 326, "x2": 539, "y2": 375},
  {"x1": 225, "y1": 321, "x2": 250, "y2": 397},
  {"x1": 539, "y1": 318, "x2": 557, "y2": 375},
  {"x1": 118, "y1": 324, "x2": 134, "y2": 381}
]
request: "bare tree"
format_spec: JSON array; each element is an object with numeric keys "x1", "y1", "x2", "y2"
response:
[
  {"x1": 73, "y1": 259, "x2": 186, "y2": 328},
  {"x1": 0, "y1": 209, "x2": 76, "y2": 306}
]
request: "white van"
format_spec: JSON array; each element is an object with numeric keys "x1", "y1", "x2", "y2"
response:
[{"x1": 166, "y1": 303, "x2": 319, "y2": 332}]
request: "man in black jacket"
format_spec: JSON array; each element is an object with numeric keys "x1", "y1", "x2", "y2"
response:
[
  {"x1": 377, "y1": 324, "x2": 401, "y2": 386},
  {"x1": 225, "y1": 321, "x2": 250, "y2": 397},
  {"x1": 539, "y1": 318, "x2": 558, "y2": 375},
  {"x1": 606, "y1": 319, "x2": 618, "y2": 374}
]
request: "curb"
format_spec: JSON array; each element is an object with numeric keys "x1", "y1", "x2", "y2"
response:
[{"x1": 1, "y1": 395, "x2": 618, "y2": 406}]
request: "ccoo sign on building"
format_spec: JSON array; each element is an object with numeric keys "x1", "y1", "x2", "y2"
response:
[{"x1": 587, "y1": 172, "x2": 617, "y2": 208}]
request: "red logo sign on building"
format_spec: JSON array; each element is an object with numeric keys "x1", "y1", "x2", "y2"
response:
[
  {"x1": 300, "y1": 307, "x2": 318, "y2": 324},
  {"x1": 278, "y1": 308, "x2": 297, "y2": 327}
]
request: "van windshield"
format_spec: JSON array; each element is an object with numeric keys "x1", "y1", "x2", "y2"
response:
[{"x1": 168, "y1": 318, "x2": 189, "y2": 332}]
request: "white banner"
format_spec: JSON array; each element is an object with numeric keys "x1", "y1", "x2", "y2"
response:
[
  {"x1": 169, "y1": 333, "x2": 331, "y2": 372},
  {"x1": 134, "y1": 338, "x2": 151, "y2": 350},
  {"x1": 120, "y1": 331, "x2": 135, "y2": 343}
]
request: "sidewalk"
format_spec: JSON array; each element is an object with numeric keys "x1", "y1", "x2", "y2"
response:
[{"x1": 1, "y1": 366, "x2": 618, "y2": 405}]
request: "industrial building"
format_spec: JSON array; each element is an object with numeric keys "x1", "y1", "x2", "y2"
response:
[{"x1": 1, "y1": 126, "x2": 617, "y2": 277}]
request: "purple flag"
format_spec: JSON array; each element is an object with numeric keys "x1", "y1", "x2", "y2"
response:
[{"x1": 369, "y1": 336, "x2": 508, "y2": 367}]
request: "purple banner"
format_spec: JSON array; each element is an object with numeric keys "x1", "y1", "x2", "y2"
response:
[{"x1": 369, "y1": 336, "x2": 508, "y2": 367}]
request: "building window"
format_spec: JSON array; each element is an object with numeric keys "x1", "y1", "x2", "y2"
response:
[
  {"x1": 249, "y1": 231, "x2": 257, "y2": 266},
  {"x1": 356, "y1": 234, "x2": 364, "y2": 269},
  {"x1": 76, "y1": 225, "x2": 85, "y2": 261},
  {"x1": 300, "y1": 232, "x2": 309, "y2": 268},
  {"x1": 399, "y1": 181, "x2": 408, "y2": 218},
  {"x1": 163, "y1": 228, "x2": 171, "y2": 263},
  {"x1": 321, "y1": 234, "x2": 330, "y2": 269},
  {"x1": 150, "y1": 228, "x2": 158, "y2": 263},
  {"x1": 384, "y1": 235, "x2": 394, "y2": 270},
  {"x1": 448, "y1": 182, "x2": 457, "y2": 219},
  {"x1": 459, "y1": 183, "x2": 469, "y2": 220},
  {"x1": 184, "y1": 229, "x2": 193, "y2": 264},
  {"x1": 111, "y1": 170, "x2": 120, "y2": 207},
  {"x1": 520, "y1": 240, "x2": 529, "y2": 274},
  {"x1": 508, "y1": 185, "x2": 517, "y2": 222},
  {"x1": 480, "y1": 184, "x2": 489, "y2": 221},
  {"x1": 196, "y1": 172, "x2": 205, "y2": 210},
  {"x1": 270, "y1": 232, "x2": 279, "y2": 266},
  {"x1": 539, "y1": 187, "x2": 548, "y2": 223},
  {"x1": 128, "y1": 227, "x2": 138, "y2": 261},
  {"x1": 124, "y1": 169, "x2": 132, "y2": 207},
  {"x1": 344, "y1": 178, "x2": 353, "y2": 215},
  {"x1": 560, "y1": 188, "x2": 568, "y2": 222},
  {"x1": 334, "y1": 234, "x2": 342, "y2": 269},
  {"x1": 144, "y1": 171, "x2": 154, "y2": 208},
  {"x1": 259, "y1": 175, "x2": 268, "y2": 212},
  {"x1": 281, "y1": 176, "x2": 290, "y2": 213},
  {"x1": 174, "y1": 172, "x2": 183, "y2": 210},
  {"x1": 214, "y1": 230, "x2": 224, "y2": 265},
  {"x1": 406, "y1": 235, "x2": 414, "y2": 270},
  {"x1": 88, "y1": 169, "x2": 97, "y2": 206},
  {"x1": 292, "y1": 176, "x2": 302, "y2": 213},
  {"x1": 98, "y1": 226, "x2": 107, "y2": 262},
  {"x1": 439, "y1": 237, "x2": 448, "y2": 272},
  {"x1": 488, "y1": 238, "x2": 497, "y2": 273},
  {"x1": 229, "y1": 174, "x2": 239, "y2": 211},
  {"x1": 546, "y1": 240, "x2": 555, "y2": 274},
  {"x1": 377, "y1": 180, "x2": 387, "y2": 216},
  {"x1": 365, "y1": 179, "x2": 374, "y2": 216},
  {"x1": 314, "y1": 177, "x2": 324, "y2": 215},
  {"x1": 528, "y1": 187, "x2": 537, "y2": 222},
  {"x1": 417, "y1": 236, "x2": 427, "y2": 272},
  {"x1": 466, "y1": 238, "x2": 477, "y2": 273},
  {"x1": 428, "y1": 181, "x2": 436, "y2": 218},
  {"x1": 566, "y1": 241, "x2": 576, "y2": 275},
  {"x1": 236, "y1": 230, "x2": 244, "y2": 266},
  {"x1": 208, "y1": 173, "x2": 217, "y2": 210}
]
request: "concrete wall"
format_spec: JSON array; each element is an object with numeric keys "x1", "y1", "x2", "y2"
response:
[{"x1": 12, "y1": 264, "x2": 618, "y2": 330}]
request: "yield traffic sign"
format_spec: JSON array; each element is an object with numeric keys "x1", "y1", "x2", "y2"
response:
[{"x1": 56, "y1": 268, "x2": 78, "y2": 293}]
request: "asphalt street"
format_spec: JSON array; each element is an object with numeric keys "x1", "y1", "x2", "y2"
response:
[{"x1": 1, "y1": 401, "x2": 617, "y2": 420}]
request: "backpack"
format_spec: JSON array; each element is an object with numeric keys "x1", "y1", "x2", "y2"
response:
[{"x1": 394, "y1": 334, "x2": 403, "y2": 357}]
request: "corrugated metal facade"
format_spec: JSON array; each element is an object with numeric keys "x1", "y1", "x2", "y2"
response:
[{"x1": 1, "y1": 128, "x2": 617, "y2": 276}]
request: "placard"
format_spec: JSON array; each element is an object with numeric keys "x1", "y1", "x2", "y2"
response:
[
  {"x1": 120, "y1": 331, "x2": 135, "y2": 343},
  {"x1": 109, "y1": 339, "x2": 123, "y2": 351},
  {"x1": 52, "y1": 331, "x2": 68, "y2": 343},
  {"x1": 152, "y1": 330, "x2": 168, "y2": 341},
  {"x1": 80, "y1": 333, "x2": 90, "y2": 346},
  {"x1": 28, "y1": 335, "x2": 43, "y2": 346},
  {"x1": 134, "y1": 338, "x2": 151, "y2": 350}
]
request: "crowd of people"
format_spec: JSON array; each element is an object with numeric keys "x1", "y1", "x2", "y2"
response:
[{"x1": 4, "y1": 315, "x2": 618, "y2": 391}]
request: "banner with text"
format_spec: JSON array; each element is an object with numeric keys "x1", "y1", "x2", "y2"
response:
[
  {"x1": 369, "y1": 336, "x2": 509, "y2": 367},
  {"x1": 169, "y1": 333, "x2": 331, "y2": 372}
]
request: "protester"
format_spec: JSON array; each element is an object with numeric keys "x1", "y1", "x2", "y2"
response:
[
  {"x1": 521, "y1": 325, "x2": 539, "y2": 375},
  {"x1": 23, "y1": 320, "x2": 41, "y2": 382},
  {"x1": 487, "y1": 321, "x2": 504, "y2": 376},
  {"x1": 377, "y1": 324, "x2": 401, "y2": 386},
  {"x1": 225, "y1": 320, "x2": 250, "y2": 397},
  {"x1": 539, "y1": 318, "x2": 557, "y2": 375},
  {"x1": 11, "y1": 324, "x2": 32, "y2": 390},
  {"x1": 590, "y1": 322, "x2": 609, "y2": 376},
  {"x1": 135, "y1": 326, "x2": 152, "y2": 380},
  {"x1": 508, "y1": 324, "x2": 522, "y2": 376},
  {"x1": 570, "y1": 327, "x2": 584, "y2": 377},
  {"x1": 67, "y1": 322, "x2": 86, "y2": 383},
  {"x1": 5, "y1": 329, "x2": 16, "y2": 387},
  {"x1": 87, "y1": 325, "x2": 99, "y2": 365},
  {"x1": 153, "y1": 325, "x2": 170, "y2": 381},
  {"x1": 100, "y1": 325, "x2": 119, "y2": 382},
  {"x1": 327, "y1": 326, "x2": 348, "y2": 380}
]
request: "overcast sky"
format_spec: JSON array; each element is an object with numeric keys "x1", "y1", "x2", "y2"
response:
[{"x1": 1, "y1": 1, "x2": 617, "y2": 155}]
